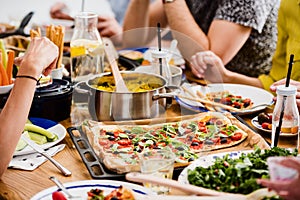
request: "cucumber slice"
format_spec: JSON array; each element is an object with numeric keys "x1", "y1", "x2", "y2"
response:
[
  {"x1": 28, "y1": 132, "x2": 48, "y2": 145},
  {"x1": 16, "y1": 139, "x2": 28, "y2": 151},
  {"x1": 24, "y1": 123, "x2": 56, "y2": 140}
]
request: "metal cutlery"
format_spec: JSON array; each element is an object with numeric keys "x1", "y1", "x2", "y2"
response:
[
  {"x1": 49, "y1": 176, "x2": 83, "y2": 199},
  {"x1": 21, "y1": 134, "x2": 72, "y2": 176}
]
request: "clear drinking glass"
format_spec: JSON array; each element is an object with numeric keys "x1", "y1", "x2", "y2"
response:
[
  {"x1": 139, "y1": 148, "x2": 175, "y2": 195},
  {"x1": 70, "y1": 12, "x2": 104, "y2": 84}
]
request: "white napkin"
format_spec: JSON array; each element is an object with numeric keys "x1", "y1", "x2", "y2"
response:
[{"x1": 9, "y1": 144, "x2": 65, "y2": 171}]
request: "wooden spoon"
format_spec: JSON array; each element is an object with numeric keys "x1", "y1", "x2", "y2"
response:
[
  {"x1": 126, "y1": 172, "x2": 242, "y2": 197},
  {"x1": 104, "y1": 42, "x2": 129, "y2": 93},
  {"x1": 126, "y1": 173, "x2": 277, "y2": 200}
]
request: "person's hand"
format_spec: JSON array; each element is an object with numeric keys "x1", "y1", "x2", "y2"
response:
[
  {"x1": 14, "y1": 37, "x2": 59, "y2": 78},
  {"x1": 257, "y1": 157, "x2": 300, "y2": 200},
  {"x1": 97, "y1": 15, "x2": 122, "y2": 38},
  {"x1": 270, "y1": 79, "x2": 300, "y2": 110},
  {"x1": 50, "y1": 2, "x2": 73, "y2": 21},
  {"x1": 190, "y1": 51, "x2": 228, "y2": 82}
]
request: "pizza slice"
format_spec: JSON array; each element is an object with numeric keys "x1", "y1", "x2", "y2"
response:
[{"x1": 203, "y1": 90, "x2": 253, "y2": 110}]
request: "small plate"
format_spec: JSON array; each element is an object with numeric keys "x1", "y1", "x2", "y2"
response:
[
  {"x1": 251, "y1": 116, "x2": 272, "y2": 134},
  {"x1": 14, "y1": 117, "x2": 66, "y2": 156},
  {"x1": 31, "y1": 180, "x2": 154, "y2": 200},
  {"x1": 251, "y1": 116, "x2": 298, "y2": 137}
]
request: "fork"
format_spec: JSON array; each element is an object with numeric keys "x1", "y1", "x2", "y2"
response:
[{"x1": 49, "y1": 176, "x2": 83, "y2": 199}]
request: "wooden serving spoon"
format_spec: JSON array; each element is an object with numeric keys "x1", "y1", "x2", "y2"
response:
[
  {"x1": 126, "y1": 172, "x2": 277, "y2": 200},
  {"x1": 104, "y1": 42, "x2": 129, "y2": 93}
]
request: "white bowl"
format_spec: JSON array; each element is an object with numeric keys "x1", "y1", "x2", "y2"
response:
[
  {"x1": 0, "y1": 83, "x2": 14, "y2": 94},
  {"x1": 135, "y1": 65, "x2": 182, "y2": 86}
]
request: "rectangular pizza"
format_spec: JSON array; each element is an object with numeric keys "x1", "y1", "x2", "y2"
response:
[{"x1": 86, "y1": 112, "x2": 248, "y2": 174}]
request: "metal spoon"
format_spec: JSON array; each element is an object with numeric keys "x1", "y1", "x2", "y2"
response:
[{"x1": 49, "y1": 176, "x2": 83, "y2": 199}]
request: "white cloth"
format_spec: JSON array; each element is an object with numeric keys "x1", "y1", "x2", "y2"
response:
[{"x1": 9, "y1": 144, "x2": 65, "y2": 171}]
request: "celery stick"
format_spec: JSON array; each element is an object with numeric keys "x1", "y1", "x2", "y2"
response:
[{"x1": 0, "y1": 39, "x2": 7, "y2": 69}]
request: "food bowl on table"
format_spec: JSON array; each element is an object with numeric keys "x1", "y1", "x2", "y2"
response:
[
  {"x1": 0, "y1": 82, "x2": 14, "y2": 94},
  {"x1": 134, "y1": 65, "x2": 183, "y2": 86}
]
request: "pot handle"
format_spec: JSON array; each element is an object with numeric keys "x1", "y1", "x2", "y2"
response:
[
  {"x1": 72, "y1": 81, "x2": 90, "y2": 94},
  {"x1": 152, "y1": 85, "x2": 181, "y2": 100}
]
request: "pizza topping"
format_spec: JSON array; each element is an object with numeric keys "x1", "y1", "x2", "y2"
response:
[{"x1": 206, "y1": 91, "x2": 253, "y2": 110}]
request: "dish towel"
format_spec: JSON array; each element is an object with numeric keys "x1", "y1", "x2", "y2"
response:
[{"x1": 9, "y1": 144, "x2": 65, "y2": 171}]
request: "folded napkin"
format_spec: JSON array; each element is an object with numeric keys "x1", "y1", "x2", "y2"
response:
[{"x1": 9, "y1": 144, "x2": 65, "y2": 171}]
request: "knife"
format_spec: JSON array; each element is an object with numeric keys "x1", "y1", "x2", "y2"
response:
[{"x1": 21, "y1": 134, "x2": 72, "y2": 176}]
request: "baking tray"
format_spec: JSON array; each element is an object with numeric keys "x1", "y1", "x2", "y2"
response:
[
  {"x1": 67, "y1": 126, "x2": 185, "y2": 180},
  {"x1": 67, "y1": 126, "x2": 125, "y2": 179}
]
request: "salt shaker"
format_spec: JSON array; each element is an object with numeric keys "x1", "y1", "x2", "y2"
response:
[
  {"x1": 271, "y1": 85, "x2": 299, "y2": 149},
  {"x1": 151, "y1": 50, "x2": 172, "y2": 86},
  {"x1": 70, "y1": 12, "x2": 104, "y2": 84}
]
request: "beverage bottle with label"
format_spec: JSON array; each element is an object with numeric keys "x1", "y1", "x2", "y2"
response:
[
  {"x1": 70, "y1": 12, "x2": 104, "y2": 83},
  {"x1": 271, "y1": 85, "x2": 299, "y2": 149}
]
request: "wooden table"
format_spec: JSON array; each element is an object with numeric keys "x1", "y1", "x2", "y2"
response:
[{"x1": 0, "y1": 101, "x2": 297, "y2": 200}]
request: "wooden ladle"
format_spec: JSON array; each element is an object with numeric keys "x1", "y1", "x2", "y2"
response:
[
  {"x1": 104, "y1": 42, "x2": 129, "y2": 93},
  {"x1": 126, "y1": 172, "x2": 277, "y2": 200}
]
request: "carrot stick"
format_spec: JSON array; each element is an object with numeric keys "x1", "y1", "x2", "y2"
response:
[
  {"x1": 6, "y1": 50, "x2": 15, "y2": 84},
  {"x1": 0, "y1": 61, "x2": 9, "y2": 86}
]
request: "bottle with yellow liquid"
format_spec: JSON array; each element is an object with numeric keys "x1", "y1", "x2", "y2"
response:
[
  {"x1": 271, "y1": 85, "x2": 299, "y2": 149},
  {"x1": 70, "y1": 12, "x2": 104, "y2": 83}
]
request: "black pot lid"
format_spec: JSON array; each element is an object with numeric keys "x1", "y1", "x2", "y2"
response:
[{"x1": 35, "y1": 79, "x2": 72, "y2": 96}]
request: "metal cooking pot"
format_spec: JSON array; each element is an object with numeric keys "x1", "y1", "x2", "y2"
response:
[{"x1": 83, "y1": 71, "x2": 168, "y2": 121}]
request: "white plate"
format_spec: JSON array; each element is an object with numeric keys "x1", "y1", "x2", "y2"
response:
[
  {"x1": 251, "y1": 116, "x2": 298, "y2": 137},
  {"x1": 178, "y1": 150, "x2": 253, "y2": 185},
  {"x1": 14, "y1": 118, "x2": 66, "y2": 156},
  {"x1": 177, "y1": 83, "x2": 274, "y2": 115},
  {"x1": 31, "y1": 180, "x2": 154, "y2": 200}
]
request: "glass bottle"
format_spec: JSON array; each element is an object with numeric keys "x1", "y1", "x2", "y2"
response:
[
  {"x1": 70, "y1": 12, "x2": 104, "y2": 84},
  {"x1": 271, "y1": 85, "x2": 299, "y2": 149},
  {"x1": 151, "y1": 50, "x2": 172, "y2": 86}
]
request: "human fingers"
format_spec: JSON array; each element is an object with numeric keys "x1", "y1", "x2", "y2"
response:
[
  {"x1": 270, "y1": 79, "x2": 287, "y2": 92},
  {"x1": 190, "y1": 51, "x2": 210, "y2": 77},
  {"x1": 43, "y1": 58, "x2": 58, "y2": 76},
  {"x1": 257, "y1": 179, "x2": 291, "y2": 192}
]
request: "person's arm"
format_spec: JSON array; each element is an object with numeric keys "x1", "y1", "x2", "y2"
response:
[
  {"x1": 0, "y1": 37, "x2": 58, "y2": 178},
  {"x1": 190, "y1": 50, "x2": 263, "y2": 87},
  {"x1": 123, "y1": 0, "x2": 167, "y2": 46},
  {"x1": 162, "y1": 0, "x2": 251, "y2": 64}
]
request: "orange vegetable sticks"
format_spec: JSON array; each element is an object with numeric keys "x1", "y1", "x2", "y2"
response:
[
  {"x1": 0, "y1": 56, "x2": 9, "y2": 86},
  {"x1": 6, "y1": 50, "x2": 15, "y2": 84}
]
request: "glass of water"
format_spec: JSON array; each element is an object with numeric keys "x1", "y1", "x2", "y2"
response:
[{"x1": 139, "y1": 148, "x2": 175, "y2": 195}]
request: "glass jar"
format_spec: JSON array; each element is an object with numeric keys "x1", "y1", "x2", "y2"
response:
[
  {"x1": 70, "y1": 12, "x2": 104, "y2": 83},
  {"x1": 151, "y1": 50, "x2": 172, "y2": 86},
  {"x1": 271, "y1": 85, "x2": 299, "y2": 149}
]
